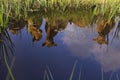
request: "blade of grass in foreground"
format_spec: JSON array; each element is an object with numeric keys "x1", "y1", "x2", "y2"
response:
[
  {"x1": 116, "y1": 74, "x2": 120, "y2": 80},
  {"x1": 43, "y1": 70, "x2": 47, "y2": 80},
  {"x1": 101, "y1": 67, "x2": 104, "y2": 80},
  {"x1": 69, "y1": 60, "x2": 78, "y2": 80},
  {"x1": 47, "y1": 65, "x2": 54, "y2": 80},
  {"x1": 2, "y1": 45, "x2": 15, "y2": 80},
  {"x1": 6, "y1": 57, "x2": 15, "y2": 80},
  {"x1": 109, "y1": 72, "x2": 114, "y2": 80},
  {"x1": 47, "y1": 73, "x2": 50, "y2": 80},
  {"x1": 79, "y1": 65, "x2": 82, "y2": 80}
]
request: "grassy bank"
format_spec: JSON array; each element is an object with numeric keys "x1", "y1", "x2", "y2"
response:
[
  {"x1": 0, "y1": 1, "x2": 120, "y2": 80},
  {"x1": 0, "y1": 0, "x2": 120, "y2": 31}
]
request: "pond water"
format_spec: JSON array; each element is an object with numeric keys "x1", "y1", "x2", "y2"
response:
[{"x1": 0, "y1": 12, "x2": 120, "y2": 80}]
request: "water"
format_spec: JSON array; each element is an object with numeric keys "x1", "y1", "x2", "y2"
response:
[{"x1": 0, "y1": 15, "x2": 120, "y2": 80}]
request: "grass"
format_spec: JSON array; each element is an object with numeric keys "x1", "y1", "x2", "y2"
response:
[
  {"x1": 0, "y1": 0, "x2": 120, "y2": 32},
  {"x1": 0, "y1": 30, "x2": 15, "y2": 80},
  {"x1": 43, "y1": 61, "x2": 120, "y2": 80},
  {"x1": 43, "y1": 65, "x2": 54, "y2": 80},
  {"x1": 69, "y1": 60, "x2": 78, "y2": 80},
  {"x1": 43, "y1": 60, "x2": 81, "y2": 80},
  {"x1": 0, "y1": 0, "x2": 120, "y2": 79},
  {"x1": 2, "y1": 45, "x2": 14, "y2": 80}
]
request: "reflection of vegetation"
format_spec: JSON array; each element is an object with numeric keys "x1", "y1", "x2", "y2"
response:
[
  {"x1": 111, "y1": 17, "x2": 120, "y2": 43},
  {"x1": 27, "y1": 18, "x2": 42, "y2": 42},
  {"x1": 93, "y1": 17, "x2": 115, "y2": 45},
  {"x1": 9, "y1": 18, "x2": 25, "y2": 35},
  {"x1": 45, "y1": 9, "x2": 95, "y2": 28},
  {"x1": 2, "y1": 45, "x2": 14, "y2": 80},
  {"x1": 0, "y1": 0, "x2": 120, "y2": 31},
  {"x1": 42, "y1": 21, "x2": 58, "y2": 47},
  {"x1": 0, "y1": 30, "x2": 15, "y2": 80},
  {"x1": 67, "y1": 10, "x2": 95, "y2": 28},
  {"x1": 0, "y1": 0, "x2": 120, "y2": 79},
  {"x1": 1, "y1": 7, "x2": 120, "y2": 46}
]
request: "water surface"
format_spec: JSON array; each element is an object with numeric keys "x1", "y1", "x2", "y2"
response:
[{"x1": 0, "y1": 12, "x2": 120, "y2": 80}]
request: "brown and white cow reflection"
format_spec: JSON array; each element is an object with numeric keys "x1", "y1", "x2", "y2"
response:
[
  {"x1": 93, "y1": 18, "x2": 115, "y2": 45},
  {"x1": 27, "y1": 18, "x2": 42, "y2": 42},
  {"x1": 42, "y1": 19, "x2": 66, "y2": 47}
]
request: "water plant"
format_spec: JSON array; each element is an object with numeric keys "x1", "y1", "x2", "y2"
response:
[
  {"x1": 0, "y1": 0, "x2": 120, "y2": 32},
  {"x1": 0, "y1": 30, "x2": 15, "y2": 80},
  {"x1": 0, "y1": 0, "x2": 120, "y2": 80}
]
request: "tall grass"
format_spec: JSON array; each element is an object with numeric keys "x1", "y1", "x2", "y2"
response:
[
  {"x1": 0, "y1": 1, "x2": 120, "y2": 80},
  {"x1": 69, "y1": 60, "x2": 78, "y2": 80},
  {"x1": 43, "y1": 61, "x2": 120, "y2": 80},
  {"x1": 43, "y1": 60, "x2": 81, "y2": 80},
  {"x1": 43, "y1": 65, "x2": 54, "y2": 80},
  {"x1": 0, "y1": 30, "x2": 15, "y2": 80},
  {"x1": 2, "y1": 45, "x2": 14, "y2": 80},
  {"x1": 0, "y1": 0, "x2": 120, "y2": 32}
]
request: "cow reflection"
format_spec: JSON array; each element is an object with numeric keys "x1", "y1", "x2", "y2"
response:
[
  {"x1": 9, "y1": 18, "x2": 25, "y2": 35},
  {"x1": 27, "y1": 18, "x2": 42, "y2": 42},
  {"x1": 42, "y1": 19, "x2": 66, "y2": 47},
  {"x1": 93, "y1": 18, "x2": 115, "y2": 45}
]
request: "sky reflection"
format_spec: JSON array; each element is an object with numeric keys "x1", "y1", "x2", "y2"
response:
[{"x1": 62, "y1": 22, "x2": 120, "y2": 72}]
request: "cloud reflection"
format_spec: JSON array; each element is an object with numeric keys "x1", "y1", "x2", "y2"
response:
[
  {"x1": 62, "y1": 23, "x2": 95, "y2": 58},
  {"x1": 62, "y1": 23, "x2": 120, "y2": 72},
  {"x1": 92, "y1": 40, "x2": 120, "y2": 72}
]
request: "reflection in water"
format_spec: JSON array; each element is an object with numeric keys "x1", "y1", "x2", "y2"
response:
[
  {"x1": 92, "y1": 17, "x2": 120, "y2": 72},
  {"x1": 42, "y1": 18, "x2": 67, "y2": 47},
  {"x1": 9, "y1": 18, "x2": 25, "y2": 35},
  {"x1": 62, "y1": 17, "x2": 120, "y2": 72},
  {"x1": 92, "y1": 42, "x2": 120, "y2": 72},
  {"x1": 93, "y1": 17, "x2": 115, "y2": 45},
  {"x1": 1, "y1": 11, "x2": 120, "y2": 79},
  {"x1": 62, "y1": 23, "x2": 94, "y2": 58},
  {"x1": 27, "y1": 18, "x2": 42, "y2": 42},
  {"x1": 42, "y1": 22, "x2": 58, "y2": 47},
  {"x1": 0, "y1": 30, "x2": 15, "y2": 80},
  {"x1": 0, "y1": 40, "x2": 2, "y2": 43}
]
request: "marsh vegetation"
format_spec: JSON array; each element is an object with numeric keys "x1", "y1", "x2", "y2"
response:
[{"x1": 0, "y1": 0, "x2": 120, "y2": 80}]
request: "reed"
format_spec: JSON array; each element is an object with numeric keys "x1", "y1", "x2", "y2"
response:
[
  {"x1": 0, "y1": 30, "x2": 15, "y2": 80},
  {"x1": 69, "y1": 60, "x2": 78, "y2": 80},
  {"x1": 116, "y1": 74, "x2": 120, "y2": 80},
  {"x1": 2, "y1": 45, "x2": 14, "y2": 80},
  {"x1": 0, "y1": 1, "x2": 120, "y2": 80},
  {"x1": 0, "y1": 0, "x2": 120, "y2": 32}
]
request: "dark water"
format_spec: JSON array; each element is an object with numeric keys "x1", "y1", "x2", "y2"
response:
[{"x1": 1, "y1": 16, "x2": 120, "y2": 80}]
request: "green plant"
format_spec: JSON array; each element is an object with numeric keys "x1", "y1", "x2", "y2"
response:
[{"x1": 0, "y1": 30, "x2": 15, "y2": 80}]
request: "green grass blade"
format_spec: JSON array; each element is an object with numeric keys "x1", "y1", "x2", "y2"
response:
[
  {"x1": 6, "y1": 57, "x2": 15, "y2": 80},
  {"x1": 109, "y1": 72, "x2": 114, "y2": 80},
  {"x1": 2, "y1": 45, "x2": 15, "y2": 80},
  {"x1": 47, "y1": 72, "x2": 50, "y2": 80},
  {"x1": 101, "y1": 68, "x2": 104, "y2": 80},
  {"x1": 47, "y1": 65, "x2": 54, "y2": 80},
  {"x1": 116, "y1": 74, "x2": 120, "y2": 80},
  {"x1": 79, "y1": 65, "x2": 82, "y2": 80},
  {"x1": 69, "y1": 60, "x2": 78, "y2": 80},
  {"x1": 43, "y1": 70, "x2": 47, "y2": 80}
]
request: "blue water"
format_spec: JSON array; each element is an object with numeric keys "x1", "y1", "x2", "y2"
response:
[{"x1": 1, "y1": 19, "x2": 120, "y2": 80}]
